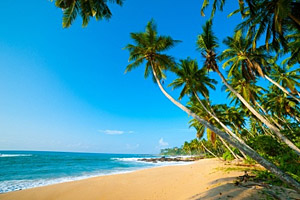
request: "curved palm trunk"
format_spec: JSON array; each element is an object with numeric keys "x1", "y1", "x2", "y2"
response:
[
  {"x1": 218, "y1": 136, "x2": 241, "y2": 159},
  {"x1": 214, "y1": 68, "x2": 300, "y2": 156},
  {"x1": 150, "y1": 65, "x2": 300, "y2": 192},
  {"x1": 201, "y1": 141, "x2": 221, "y2": 160},
  {"x1": 255, "y1": 101, "x2": 284, "y2": 130},
  {"x1": 264, "y1": 75, "x2": 300, "y2": 103},
  {"x1": 193, "y1": 92, "x2": 244, "y2": 159},
  {"x1": 288, "y1": 13, "x2": 300, "y2": 29}
]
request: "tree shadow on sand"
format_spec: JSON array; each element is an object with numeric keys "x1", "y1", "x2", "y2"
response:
[
  {"x1": 188, "y1": 180, "x2": 300, "y2": 200},
  {"x1": 188, "y1": 182, "x2": 264, "y2": 200}
]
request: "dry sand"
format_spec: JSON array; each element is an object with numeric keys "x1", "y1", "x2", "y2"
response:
[{"x1": 0, "y1": 158, "x2": 292, "y2": 200}]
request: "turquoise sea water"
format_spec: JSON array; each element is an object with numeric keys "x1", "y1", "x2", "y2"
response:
[{"x1": 0, "y1": 151, "x2": 189, "y2": 193}]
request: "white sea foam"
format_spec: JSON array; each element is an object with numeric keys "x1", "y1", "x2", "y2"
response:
[
  {"x1": 111, "y1": 157, "x2": 144, "y2": 162},
  {"x1": 0, "y1": 154, "x2": 32, "y2": 157},
  {"x1": 0, "y1": 169, "x2": 137, "y2": 193}
]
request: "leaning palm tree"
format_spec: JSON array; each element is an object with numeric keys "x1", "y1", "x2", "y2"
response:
[
  {"x1": 269, "y1": 63, "x2": 300, "y2": 99},
  {"x1": 197, "y1": 20, "x2": 300, "y2": 156},
  {"x1": 189, "y1": 117, "x2": 222, "y2": 159},
  {"x1": 201, "y1": 0, "x2": 300, "y2": 50},
  {"x1": 52, "y1": 0, "x2": 123, "y2": 28},
  {"x1": 264, "y1": 88, "x2": 300, "y2": 123},
  {"x1": 235, "y1": 0, "x2": 300, "y2": 51},
  {"x1": 124, "y1": 20, "x2": 300, "y2": 191},
  {"x1": 169, "y1": 58, "x2": 243, "y2": 159},
  {"x1": 285, "y1": 31, "x2": 300, "y2": 65},
  {"x1": 226, "y1": 72, "x2": 266, "y2": 107},
  {"x1": 188, "y1": 99, "x2": 241, "y2": 159},
  {"x1": 220, "y1": 32, "x2": 300, "y2": 103}
]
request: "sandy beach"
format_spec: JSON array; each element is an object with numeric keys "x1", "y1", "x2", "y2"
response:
[{"x1": 0, "y1": 158, "x2": 275, "y2": 200}]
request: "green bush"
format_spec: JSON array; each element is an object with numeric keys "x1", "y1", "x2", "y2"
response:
[
  {"x1": 222, "y1": 150, "x2": 235, "y2": 161},
  {"x1": 248, "y1": 135, "x2": 300, "y2": 182}
]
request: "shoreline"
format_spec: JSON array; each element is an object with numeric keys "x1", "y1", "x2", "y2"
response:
[
  {"x1": 0, "y1": 157, "x2": 196, "y2": 194},
  {"x1": 0, "y1": 158, "x2": 269, "y2": 200}
]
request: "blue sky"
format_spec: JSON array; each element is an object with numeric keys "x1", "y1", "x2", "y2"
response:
[{"x1": 0, "y1": 0, "x2": 241, "y2": 154}]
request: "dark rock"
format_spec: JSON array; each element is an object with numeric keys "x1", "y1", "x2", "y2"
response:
[{"x1": 137, "y1": 156, "x2": 201, "y2": 163}]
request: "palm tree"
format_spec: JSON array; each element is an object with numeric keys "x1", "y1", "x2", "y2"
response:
[
  {"x1": 226, "y1": 73, "x2": 266, "y2": 106},
  {"x1": 200, "y1": 0, "x2": 253, "y2": 18},
  {"x1": 269, "y1": 64, "x2": 300, "y2": 98},
  {"x1": 183, "y1": 141, "x2": 192, "y2": 155},
  {"x1": 169, "y1": 58, "x2": 243, "y2": 159},
  {"x1": 236, "y1": 0, "x2": 300, "y2": 51},
  {"x1": 264, "y1": 88, "x2": 300, "y2": 123},
  {"x1": 221, "y1": 32, "x2": 300, "y2": 103},
  {"x1": 201, "y1": 0, "x2": 300, "y2": 50},
  {"x1": 169, "y1": 58, "x2": 217, "y2": 100},
  {"x1": 197, "y1": 20, "x2": 300, "y2": 156},
  {"x1": 226, "y1": 73, "x2": 285, "y2": 130},
  {"x1": 124, "y1": 20, "x2": 300, "y2": 191},
  {"x1": 189, "y1": 119, "x2": 221, "y2": 159},
  {"x1": 52, "y1": 0, "x2": 123, "y2": 28},
  {"x1": 286, "y1": 31, "x2": 300, "y2": 65},
  {"x1": 188, "y1": 99, "x2": 242, "y2": 159}
]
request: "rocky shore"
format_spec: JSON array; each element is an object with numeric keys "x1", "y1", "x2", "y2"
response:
[{"x1": 138, "y1": 156, "x2": 202, "y2": 163}]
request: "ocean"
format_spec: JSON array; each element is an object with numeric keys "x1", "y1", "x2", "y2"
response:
[{"x1": 0, "y1": 151, "x2": 190, "y2": 193}]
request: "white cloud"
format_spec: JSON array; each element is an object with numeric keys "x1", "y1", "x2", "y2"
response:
[
  {"x1": 158, "y1": 138, "x2": 169, "y2": 147},
  {"x1": 98, "y1": 129, "x2": 134, "y2": 135}
]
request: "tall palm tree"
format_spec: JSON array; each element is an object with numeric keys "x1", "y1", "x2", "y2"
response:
[
  {"x1": 169, "y1": 58, "x2": 217, "y2": 100},
  {"x1": 124, "y1": 20, "x2": 300, "y2": 191},
  {"x1": 269, "y1": 64, "x2": 300, "y2": 98},
  {"x1": 264, "y1": 88, "x2": 300, "y2": 123},
  {"x1": 236, "y1": 0, "x2": 300, "y2": 51},
  {"x1": 189, "y1": 117, "x2": 222, "y2": 159},
  {"x1": 188, "y1": 100, "x2": 241, "y2": 159},
  {"x1": 169, "y1": 58, "x2": 243, "y2": 159},
  {"x1": 201, "y1": 0, "x2": 300, "y2": 50},
  {"x1": 226, "y1": 73, "x2": 285, "y2": 130},
  {"x1": 52, "y1": 0, "x2": 123, "y2": 28},
  {"x1": 220, "y1": 32, "x2": 300, "y2": 103},
  {"x1": 183, "y1": 141, "x2": 192, "y2": 155},
  {"x1": 226, "y1": 73, "x2": 266, "y2": 106},
  {"x1": 285, "y1": 31, "x2": 300, "y2": 65},
  {"x1": 197, "y1": 20, "x2": 300, "y2": 156}
]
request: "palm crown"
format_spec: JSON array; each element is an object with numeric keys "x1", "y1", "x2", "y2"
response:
[
  {"x1": 169, "y1": 58, "x2": 217, "y2": 100},
  {"x1": 220, "y1": 31, "x2": 271, "y2": 81},
  {"x1": 197, "y1": 21, "x2": 219, "y2": 72},
  {"x1": 53, "y1": 0, "x2": 123, "y2": 28},
  {"x1": 124, "y1": 20, "x2": 180, "y2": 81}
]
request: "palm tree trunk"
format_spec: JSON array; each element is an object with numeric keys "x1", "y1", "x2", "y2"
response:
[
  {"x1": 288, "y1": 13, "x2": 300, "y2": 29},
  {"x1": 218, "y1": 136, "x2": 241, "y2": 159},
  {"x1": 255, "y1": 101, "x2": 283, "y2": 130},
  {"x1": 194, "y1": 92, "x2": 245, "y2": 144},
  {"x1": 294, "y1": 115, "x2": 300, "y2": 123},
  {"x1": 150, "y1": 65, "x2": 300, "y2": 192},
  {"x1": 200, "y1": 141, "x2": 221, "y2": 160},
  {"x1": 193, "y1": 92, "x2": 245, "y2": 159},
  {"x1": 273, "y1": 114, "x2": 293, "y2": 131},
  {"x1": 214, "y1": 68, "x2": 300, "y2": 156},
  {"x1": 264, "y1": 75, "x2": 300, "y2": 103}
]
